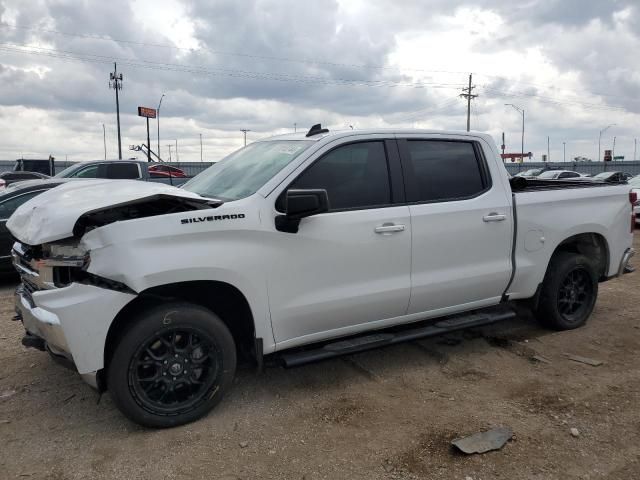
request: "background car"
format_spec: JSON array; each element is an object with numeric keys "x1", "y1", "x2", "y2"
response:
[
  {"x1": 0, "y1": 179, "x2": 70, "y2": 272},
  {"x1": 514, "y1": 168, "x2": 545, "y2": 178},
  {"x1": 536, "y1": 170, "x2": 582, "y2": 179},
  {"x1": 590, "y1": 171, "x2": 633, "y2": 183},
  {"x1": 0, "y1": 171, "x2": 50, "y2": 190}
]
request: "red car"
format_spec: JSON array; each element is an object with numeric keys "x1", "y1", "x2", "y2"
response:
[{"x1": 148, "y1": 164, "x2": 187, "y2": 178}]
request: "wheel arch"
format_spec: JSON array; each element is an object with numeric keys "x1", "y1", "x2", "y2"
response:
[
  {"x1": 103, "y1": 280, "x2": 259, "y2": 384},
  {"x1": 550, "y1": 232, "x2": 610, "y2": 281}
]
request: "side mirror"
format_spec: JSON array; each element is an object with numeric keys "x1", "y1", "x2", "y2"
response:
[{"x1": 275, "y1": 189, "x2": 329, "y2": 233}]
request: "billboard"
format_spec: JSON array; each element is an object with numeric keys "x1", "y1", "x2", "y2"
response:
[{"x1": 137, "y1": 106, "x2": 157, "y2": 118}]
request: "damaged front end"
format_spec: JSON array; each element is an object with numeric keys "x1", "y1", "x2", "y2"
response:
[{"x1": 10, "y1": 187, "x2": 224, "y2": 388}]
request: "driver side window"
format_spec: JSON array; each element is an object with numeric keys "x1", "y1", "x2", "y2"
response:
[{"x1": 281, "y1": 141, "x2": 391, "y2": 211}]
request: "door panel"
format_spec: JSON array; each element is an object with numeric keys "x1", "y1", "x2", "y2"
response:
[
  {"x1": 397, "y1": 137, "x2": 513, "y2": 314},
  {"x1": 267, "y1": 206, "x2": 411, "y2": 343},
  {"x1": 267, "y1": 138, "x2": 411, "y2": 344}
]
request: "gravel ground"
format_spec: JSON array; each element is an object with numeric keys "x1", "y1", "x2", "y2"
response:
[{"x1": 1, "y1": 236, "x2": 639, "y2": 479}]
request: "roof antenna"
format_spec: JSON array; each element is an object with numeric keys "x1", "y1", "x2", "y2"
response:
[{"x1": 306, "y1": 123, "x2": 329, "y2": 137}]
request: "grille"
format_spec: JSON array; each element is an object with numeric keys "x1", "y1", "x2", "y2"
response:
[{"x1": 21, "y1": 277, "x2": 41, "y2": 308}]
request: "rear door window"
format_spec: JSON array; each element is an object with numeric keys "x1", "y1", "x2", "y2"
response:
[{"x1": 402, "y1": 140, "x2": 488, "y2": 203}]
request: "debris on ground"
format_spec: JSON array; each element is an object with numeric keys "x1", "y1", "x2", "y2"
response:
[
  {"x1": 239, "y1": 441, "x2": 249, "y2": 448},
  {"x1": 531, "y1": 355, "x2": 552, "y2": 364},
  {"x1": 451, "y1": 426, "x2": 513, "y2": 454},
  {"x1": 0, "y1": 390, "x2": 16, "y2": 400},
  {"x1": 570, "y1": 428, "x2": 580, "y2": 437},
  {"x1": 564, "y1": 353, "x2": 604, "y2": 367}
]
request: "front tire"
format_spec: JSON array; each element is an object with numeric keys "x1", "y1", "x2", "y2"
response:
[
  {"x1": 534, "y1": 252, "x2": 598, "y2": 330},
  {"x1": 107, "y1": 303, "x2": 236, "y2": 428}
]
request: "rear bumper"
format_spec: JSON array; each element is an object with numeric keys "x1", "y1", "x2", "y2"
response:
[{"x1": 14, "y1": 282, "x2": 136, "y2": 388}]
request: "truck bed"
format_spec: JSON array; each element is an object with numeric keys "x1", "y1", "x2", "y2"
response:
[{"x1": 510, "y1": 177, "x2": 624, "y2": 192}]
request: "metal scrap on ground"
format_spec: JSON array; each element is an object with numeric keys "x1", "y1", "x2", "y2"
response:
[
  {"x1": 451, "y1": 426, "x2": 513, "y2": 454},
  {"x1": 564, "y1": 353, "x2": 604, "y2": 366}
]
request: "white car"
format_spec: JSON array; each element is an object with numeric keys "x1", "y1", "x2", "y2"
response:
[
  {"x1": 8, "y1": 126, "x2": 635, "y2": 427},
  {"x1": 536, "y1": 170, "x2": 583, "y2": 180}
]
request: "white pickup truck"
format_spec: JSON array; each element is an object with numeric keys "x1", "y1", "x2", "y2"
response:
[{"x1": 8, "y1": 126, "x2": 635, "y2": 428}]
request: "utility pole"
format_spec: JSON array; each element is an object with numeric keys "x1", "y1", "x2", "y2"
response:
[
  {"x1": 598, "y1": 124, "x2": 615, "y2": 161},
  {"x1": 505, "y1": 104, "x2": 525, "y2": 162},
  {"x1": 175, "y1": 139, "x2": 179, "y2": 162},
  {"x1": 501, "y1": 132, "x2": 505, "y2": 161},
  {"x1": 294, "y1": 123, "x2": 297, "y2": 133},
  {"x1": 200, "y1": 133, "x2": 203, "y2": 162},
  {"x1": 240, "y1": 129, "x2": 250, "y2": 146},
  {"x1": 612, "y1": 136, "x2": 617, "y2": 159},
  {"x1": 157, "y1": 93, "x2": 165, "y2": 160},
  {"x1": 635, "y1": 138, "x2": 637, "y2": 161},
  {"x1": 563, "y1": 142, "x2": 566, "y2": 162},
  {"x1": 109, "y1": 63, "x2": 123, "y2": 160},
  {"x1": 460, "y1": 73, "x2": 478, "y2": 132},
  {"x1": 167, "y1": 144, "x2": 172, "y2": 162},
  {"x1": 102, "y1": 124, "x2": 106, "y2": 160},
  {"x1": 547, "y1": 136, "x2": 550, "y2": 162}
]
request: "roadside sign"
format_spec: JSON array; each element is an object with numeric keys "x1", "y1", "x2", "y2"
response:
[
  {"x1": 614, "y1": 156, "x2": 624, "y2": 160},
  {"x1": 137, "y1": 106, "x2": 157, "y2": 118}
]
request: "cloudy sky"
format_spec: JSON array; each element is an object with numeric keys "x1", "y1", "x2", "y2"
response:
[{"x1": 0, "y1": 0, "x2": 638, "y2": 163}]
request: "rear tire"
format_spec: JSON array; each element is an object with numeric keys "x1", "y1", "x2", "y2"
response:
[
  {"x1": 534, "y1": 252, "x2": 598, "y2": 330},
  {"x1": 107, "y1": 303, "x2": 236, "y2": 428}
]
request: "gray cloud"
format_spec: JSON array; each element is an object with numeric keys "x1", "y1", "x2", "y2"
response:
[{"x1": 0, "y1": 0, "x2": 638, "y2": 162}]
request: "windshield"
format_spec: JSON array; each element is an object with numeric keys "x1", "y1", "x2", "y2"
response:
[
  {"x1": 537, "y1": 171, "x2": 558, "y2": 179},
  {"x1": 182, "y1": 140, "x2": 313, "y2": 200},
  {"x1": 54, "y1": 164, "x2": 83, "y2": 178},
  {"x1": 628, "y1": 176, "x2": 640, "y2": 186},
  {"x1": 592, "y1": 172, "x2": 613, "y2": 179}
]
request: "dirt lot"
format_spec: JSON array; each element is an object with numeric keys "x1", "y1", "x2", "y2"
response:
[{"x1": 1, "y1": 238, "x2": 639, "y2": 480}]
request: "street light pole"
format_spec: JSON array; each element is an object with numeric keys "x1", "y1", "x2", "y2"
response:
[
  {"x1": 505, "y1": 104, "x2": 525, "y2": 162},
  {"x1": 200, "y1": 133, "x2": 203, "y2": 162},
  {"x1": 102, "y1": 123, "x2": 106, "y2": 160},
  {"x1": 157, "y1": 93, "x2": 165, "y2": 160},
  {"x1": 598, "y1": 124, "x2": 615, "y2": 161},
  {"x1": 563, "y1": 142, "x2": 566, "y2": 162}
]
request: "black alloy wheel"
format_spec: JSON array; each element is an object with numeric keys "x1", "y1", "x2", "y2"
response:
[
  {"x1": 129, "y1": 328, "x2": 220, "y2": 415},
  {"x1": 557, "y1": 267, "x2": 594, "y2": 324},
  {"x1": 534, "y1": 252, "x2": 598, "y2": 330},
  {"x1": 108, "y1": 303, "x2": 236, "y2": 428}
]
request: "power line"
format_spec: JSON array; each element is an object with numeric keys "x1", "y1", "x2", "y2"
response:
[
  {"x1": 481, "y1": 86, "x2": 629, "y2": 112},
  {"x1": 3, "y1": 23, "x2": 635, "y2": 105},
  {"x1": 0, "y1": 42, "x2": 467, "y2": 90},
  {"x1": 0, "y1": 23, "x2": 472, "y2": 76}
]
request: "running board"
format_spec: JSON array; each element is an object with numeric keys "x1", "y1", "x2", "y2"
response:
[{"x1": 279, "y1": 306, "x2": 516, "y2": 368}]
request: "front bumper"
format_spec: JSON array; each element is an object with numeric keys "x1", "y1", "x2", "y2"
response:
[{"x1": 15, "y1": 282, "x2": 136, "y2": 388}]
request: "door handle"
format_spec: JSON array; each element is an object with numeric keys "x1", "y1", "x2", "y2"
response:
[
  {"x1": 374, "y1": 223, "x2": 406, "y2": 234},
  {"x1": 483, "y1": 213, "x2": 506, "y2": 222}
]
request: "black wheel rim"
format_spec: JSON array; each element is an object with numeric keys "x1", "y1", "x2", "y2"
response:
[
  {"x1": 557, "y1": 267, "x2": 593, "y2": 323},
  {"x1": 129, "y1": 328, "x2": 221, "y2": 416}
]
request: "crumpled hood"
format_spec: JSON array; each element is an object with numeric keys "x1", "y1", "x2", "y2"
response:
[{"x1": 7, "y1": 179, "x2": 212, "y2": 245}]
